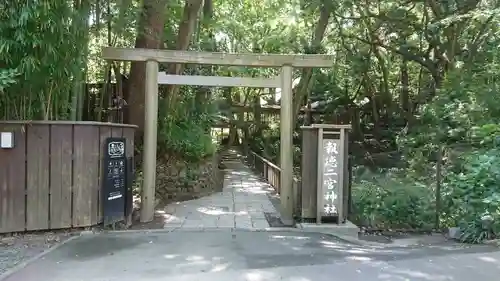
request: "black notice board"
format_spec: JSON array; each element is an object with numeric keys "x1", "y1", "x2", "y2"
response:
[{"x1": 103, "y1": 137, "x2": 127, "y2": 225}]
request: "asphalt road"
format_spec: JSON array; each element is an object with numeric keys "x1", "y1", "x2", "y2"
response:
[{"x1": 2, "y1": 230, "x2": 500, "y2": 281}]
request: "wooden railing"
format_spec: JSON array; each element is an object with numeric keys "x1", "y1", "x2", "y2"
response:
[{"x1": 245, "y1": 150, "x2": 302, "y2": 218}]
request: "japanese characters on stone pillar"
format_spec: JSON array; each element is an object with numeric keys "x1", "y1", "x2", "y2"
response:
[
  {"x1": 303, "y1": 124, "x2": 350, "y2": 225},
  {"x1": 321, "y1": 139, "x2": 341, "y2": 216}
]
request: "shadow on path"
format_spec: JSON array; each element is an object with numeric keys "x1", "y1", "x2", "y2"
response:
[{"x1": 3, "y1": 230, "x2": 500, "y2": 281}]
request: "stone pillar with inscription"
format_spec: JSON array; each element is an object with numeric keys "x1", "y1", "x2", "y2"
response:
[{"x1": 300, "y1": 124, "x2": 351, "y2": 224}]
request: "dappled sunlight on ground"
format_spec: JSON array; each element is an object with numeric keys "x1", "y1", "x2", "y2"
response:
[
  {"x1": 158, "y1": 149, "x2": 280, "y2": 230},
  {"x1": 377, "y1": 271, "x2": 451, "y2": 281},
  {"x1": 5, "y1": 229, "x2": 500, "y2": 281},
  {"x1": 271, "y1": 235, "x2": 310, "y2": 240},
  {"x1": 345, "y1": 256, "x2": 373, "y2": 262},
  {"x1": 478, "y1": 256, "x2": 500, "y2": 264},
  {"x1": 160, "y1": 253, "x2": 235, "y2": 273},
  {"x1": 235, "y1": 188, "x2": 274, "y2": 194},
  {"x1": 152, "y1": 244, "x2": 500, "y2": 281},
  {"x1": 196, "y1": 206, "x2": 249, "y2": 216},
  {"x1": 152, "y1": 209, "x2": 184, "y2": 224},
  {"x1": 245, "y1": 271, "x2": 282, "y2": 281},
  {"x1": 225, "y1": 180, "x2": 275, "y2": 194}
]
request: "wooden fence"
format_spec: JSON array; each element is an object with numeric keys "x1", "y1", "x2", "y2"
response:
[
  {"x1": 0, "y1": 121, "x2": 136, "y2": 234},
  {"x1": 245, "y1": 150, "x2": 302, "y2": 218}
]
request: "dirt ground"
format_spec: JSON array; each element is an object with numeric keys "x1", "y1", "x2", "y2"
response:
[{"x1": 0, "y1": 231, "x2": 75, "y2": 276}]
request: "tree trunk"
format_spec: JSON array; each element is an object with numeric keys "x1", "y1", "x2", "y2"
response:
[
  {"x1": 400, "y1": 59, "x2": 411, "y2": 125},
  {"x1": 253, "y1": 96, "x2": 262, "y2": 126},
  {"x1": 166, "y1": 0, "x2": 204, "y2": 109},
  {"x1": 127, "y1": 0, "x2": 168, "y2": 132},
  {"x1": 292, "y1": 0, "x2": 332, "y2": 126},
  {"x1": 194, "y1": 7, "x2": 216, "y2": 114}
]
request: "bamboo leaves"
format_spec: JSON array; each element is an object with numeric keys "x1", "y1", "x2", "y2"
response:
[{"x1": 0, "y1": 1, "x2": 89, "y2": 120}]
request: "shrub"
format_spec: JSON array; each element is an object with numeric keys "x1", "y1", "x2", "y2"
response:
[
  {"x1": 157, "y1": 97, "x2": 217, "y2": 162},
  {"x1": 442, "y1": 148, "x2": 500, "y2": 243},
  {"x1": 351, "y1": 168, "x2": 434, "y2": 230}
]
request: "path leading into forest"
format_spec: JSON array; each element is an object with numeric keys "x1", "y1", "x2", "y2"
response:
[
  {"x1": 2, "y1": 149, "x2": 500, "y2": 281},
  {"x1": 159, "y1": 149, "x2": 284, "y2": 231}
]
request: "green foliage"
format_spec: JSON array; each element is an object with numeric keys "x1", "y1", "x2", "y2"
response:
[
  {"x1": 157, "y1": 94, "x2": 217, "y2": 162},
  {"x1": 351, "y1": 169, "x2": 434, "y2": 229},
  {"x1": 0, "y1": 69, "x2": 18, "y2": 92},
  {"x1": 393, "y1": 38, "x2": 500, "y2": 242},
  {"x1": 442, "y1": 148, "x2": 500, "y2": 243},
  {"x1": 248, "y1": 124, "x2": 280, "y2": 161},
  {"x1": 0, "y1": 1, "x2": 89, "y2": 120}
]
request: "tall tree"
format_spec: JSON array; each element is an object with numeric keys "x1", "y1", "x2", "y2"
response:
[
  {"x1": 166, "y1": 0, "x2": 208, "y2": 109},
  {"x1": 127, "y1": 0, "x2": 168, "y2": 131}
]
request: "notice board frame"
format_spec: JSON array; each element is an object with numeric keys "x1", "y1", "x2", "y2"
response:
[{"x1": 102, "y1": 137, "x2": 127, "y2": 226}]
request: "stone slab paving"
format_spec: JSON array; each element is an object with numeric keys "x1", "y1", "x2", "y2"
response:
[
  {"x1": 161, "y1": 149, "x2": 279, "y2": 231},
  {"x1": 3, "y1": 231, "x2": 500, "y2": 281}
]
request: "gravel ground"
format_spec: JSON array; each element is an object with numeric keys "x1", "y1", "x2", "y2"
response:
[{"x1": 0, "y1": 232, "x2": 74, "y2": 276}]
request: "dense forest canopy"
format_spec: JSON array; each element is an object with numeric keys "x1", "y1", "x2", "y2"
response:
[{"x1": 2, "y1": 0, "x2": 500, "y2": 242}]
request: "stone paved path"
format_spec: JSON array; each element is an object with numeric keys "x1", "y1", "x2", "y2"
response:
[{"x1": 161, "y1": 149, "x2": 280, "y2": 230}]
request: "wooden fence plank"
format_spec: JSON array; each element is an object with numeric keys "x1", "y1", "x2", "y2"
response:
[
  {"x1": 111, "y1": 127, "x2": 123, "y2": 137},
  {"x1": 97, "y1": 126, "x2": 112, "y2": 223},
  {"x1": 49, "y1": 125, "x2": 73, "y2": 229},
  {"x1": 0, "y1": 124, "x2": 26, "y2": 233},
  {"x1": 26, "y1": 125, "x2": 50, "y2": 231},
  {"x1": 72, "y1": 125, "x2": 99, "y2": 227},
  {"x1": 89, "y1": 126, "x2": 102, "y2": 226}
]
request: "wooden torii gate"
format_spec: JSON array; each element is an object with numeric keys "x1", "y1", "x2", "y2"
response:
[{"x1": 102, "y1": 47, "x2": 333, "y2": 225}]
